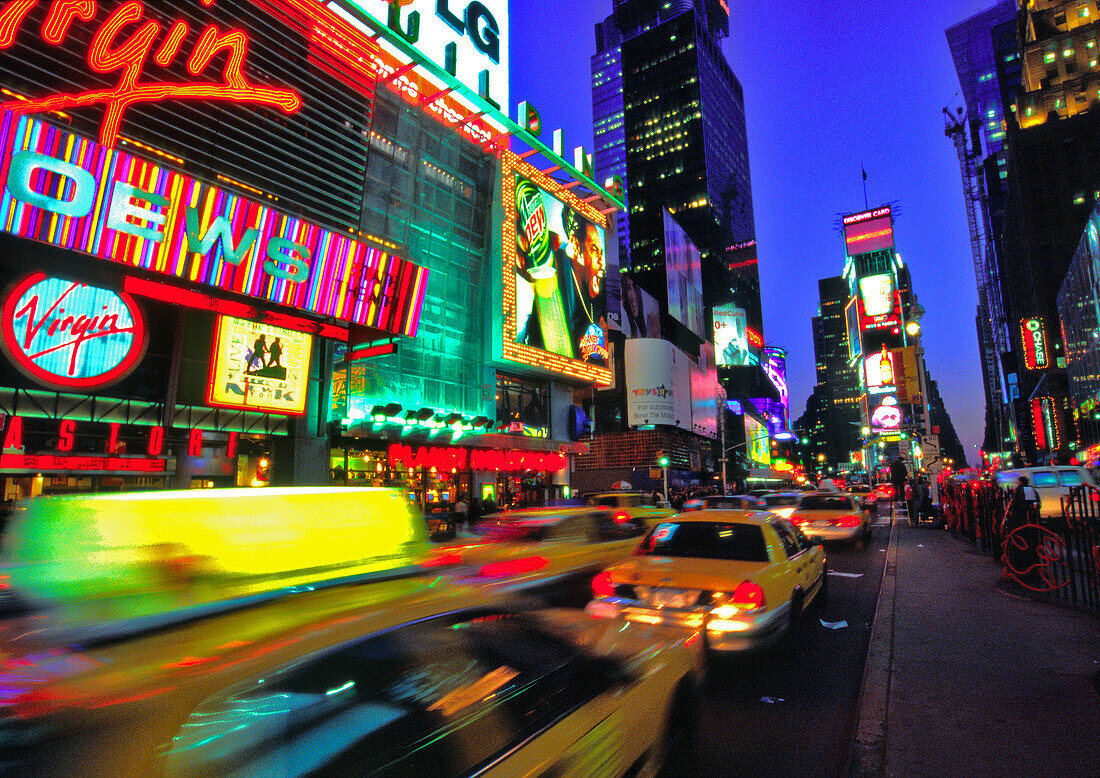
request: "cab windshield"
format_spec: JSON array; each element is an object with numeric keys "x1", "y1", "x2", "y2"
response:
[{"x1": 635, "y1": 522, "x2": 769, "y2": 562}]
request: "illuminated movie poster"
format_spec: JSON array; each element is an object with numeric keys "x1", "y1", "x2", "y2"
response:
[
  {"x1": 714, "y1": 304, "x2": 751, "y2": 367},
  {"x1": 513, "y1": 174, "x2": 609, "y2": 367},
  {"x1": 207, "y1": 316, "x2": 313, "y2": 415},
  {"x1": 663, "y1": 211, "x2": 705, "y2": 339},
  {"x1": 745, "y1": 416, "x2": 771, "y2": 466}
]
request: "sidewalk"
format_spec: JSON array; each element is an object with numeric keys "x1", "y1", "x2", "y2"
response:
[{"x1": 850, "y1": 517, "x2": 1100, "y2": 777}]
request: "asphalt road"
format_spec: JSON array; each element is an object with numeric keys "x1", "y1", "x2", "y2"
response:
[{"x1": 687, "y1": 510, "x2": 893, "y2": 778}]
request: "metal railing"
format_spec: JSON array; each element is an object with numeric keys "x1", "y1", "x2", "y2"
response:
[{"x1": 939, "y1": 480, "x2": 1100, "y2": 615}]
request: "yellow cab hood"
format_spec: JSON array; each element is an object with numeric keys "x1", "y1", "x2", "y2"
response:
[{"x1": 607, "y1": 555, "x2": 770, "y2": 591}]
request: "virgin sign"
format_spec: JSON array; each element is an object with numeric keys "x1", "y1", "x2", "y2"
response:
[{"x1": 1, "y1": 273, "x2": 147, "y2": 390}]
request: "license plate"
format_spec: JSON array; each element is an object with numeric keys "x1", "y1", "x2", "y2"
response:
[{"x1": 650, "y1": 588, "x2": 695, "y2": 608}]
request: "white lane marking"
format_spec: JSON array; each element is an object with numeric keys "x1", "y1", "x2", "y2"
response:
[
  {"x1": 828, "y1": 571, "x2": 864, "y2": 578},
  {"x1": 820, "y1": 620, "x2": 848, "y2": 629}
]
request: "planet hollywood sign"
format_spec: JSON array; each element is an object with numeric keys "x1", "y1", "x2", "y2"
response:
[{"x1": 387, "y1": 443, "x2": 567, "y2": 473}]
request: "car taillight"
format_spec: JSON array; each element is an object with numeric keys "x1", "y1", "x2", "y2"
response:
[
  {"x1": 730, "y1": 581, "x2": 765, "y2": 611},
  {"x1": 791, "y1": 515, "x2": 808, "y2": 526},
  {"x1": 423, "y1": 551, "x2": 463, "y2": 568},
  {"x1": 613, "y1": 511, "x2": 630, "y2": 524},
  {"x1": 478, "y1": 555, "x2": 549, "y2": 578},
  {"x1": 836, "y1": 515, "x2": 861, "y2": 528},
  {"x1": 592, "y1": 572, "x2": 616, "y2": 597}
]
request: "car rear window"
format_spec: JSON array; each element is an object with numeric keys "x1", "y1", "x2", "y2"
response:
[
  {"x1": 635, "y1": 522, "x2": 769, "y2": 562},
  {"x1": 799, "y1": 496, "x2": 852, "y2": 510},
  {"x1": 1031, "y1": 471, "x2": 1057, "y2": 488},
  {"x1": 1057, "y1": 470, "x2": 1084, "y2": 486},
  {"x1": 764, "y1": 495, "x2": 799, "y2": 507}
]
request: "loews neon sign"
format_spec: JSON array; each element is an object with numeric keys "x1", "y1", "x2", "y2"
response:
[
  {"x1": 1, "y1": 273, "x2": 147, "y2": 390},
  {"x1": 0, "y1": 0, "x2": 302, "y2": 148}
]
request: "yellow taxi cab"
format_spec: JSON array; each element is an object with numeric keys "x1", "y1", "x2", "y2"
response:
[
  {"x1": 428, "y1": 506, "x2": 651, "y2": 604},
  {"x1": 787, "y1": 492, "x2": 874, "y2": 545},
  {"x1": 584, "y1": 491, "x2": 675, "y2": 524},
  {"x1": 0, "y1": 583, "x2": 702, "y2": 777},
  {"x1": 586, "y1": 509, "x2": 827, "y2": 655}
]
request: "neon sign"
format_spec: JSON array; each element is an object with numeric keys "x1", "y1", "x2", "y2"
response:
[
  {"x1": 387, "y1": 443, "x2": 567, "y2": 473},
  {"x1": 0, "y1": 0, "x2": 302, "y2": 148},
  {"x1": 1021, "y1": 317, "x2": 1048, "y2": 370},
  {"x1": 746, "y1": 327, "x2": 763, "y2": 349},
  {"x1": 1, "y1": 273, "x2": 146, "y2": 390},
  {"x1": 0, "y1": 109, "x2": 428, "y2": 334}
]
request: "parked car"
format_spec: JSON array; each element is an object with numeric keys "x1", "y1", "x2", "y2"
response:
[
  {"x1": 0, "y1": 587, "x2": 702, "y2": 777},
  {"x1": 682, "y1": 494, "x2": 767, "y2": 511},
  {"x1": 788, "y1": 492, "x2": 874, "y2": 545},
  {"x1": 995, "y1": 466, "x2": 1098, "y2": 519},
  {"x1": 586, "y1": 509, "x2": 827, "y2": 656},
  {"x1": 428, "y1": 506, "x2": 650, "y2": 605}
]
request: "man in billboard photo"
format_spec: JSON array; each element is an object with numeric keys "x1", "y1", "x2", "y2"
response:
[{"x1": 560, "y1": 208, "x2": 608, "y2": 364}]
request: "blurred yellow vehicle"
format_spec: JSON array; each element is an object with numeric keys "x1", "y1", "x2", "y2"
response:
[
  {"x1": 0, "y1": 585, "x2": 701, "y2": 777},
  {"x1": 788, "y1": 492, "x2": 874, "y2": 545},
  {"x1": 0, "y1": 487, "x2": 436, "y2": 630},
  {"x1": 429, "y1": 506, "x2": 651, "y2": 604},
  {"x1": 585, "y1": 491, "x2": 675, "y2": 523},
  {"x1": 586, "y1": 509, "x2": 827, "y2": 654}
]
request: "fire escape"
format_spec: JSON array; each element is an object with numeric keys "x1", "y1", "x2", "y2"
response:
[{"x1": 943, "y1": 105, "x2": 1006, "y2": 447}]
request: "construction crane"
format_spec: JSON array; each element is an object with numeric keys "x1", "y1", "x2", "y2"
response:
[{"x1": 943, "y1": 103, "x2": 1006, "y2": 446}]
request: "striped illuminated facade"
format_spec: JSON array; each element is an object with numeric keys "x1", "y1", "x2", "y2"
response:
[{"x1": 0, "y1": 109, "x2": 427, "y2": 337}]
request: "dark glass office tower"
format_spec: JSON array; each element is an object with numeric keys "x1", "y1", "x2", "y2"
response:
[{"x1": 592, "y1": 0, "x2": 759, "y2": 342}]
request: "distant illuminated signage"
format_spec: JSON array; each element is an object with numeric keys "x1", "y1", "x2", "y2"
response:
[
  {"x1": 714, "y1": 304, "x2": 751, "y2": 366},
  {"x1": 0, "y1": 1, "x2": 301, "y2": 149},
  {"x1": 846, "y1": 297, "x2": 863, "y2": 360},
  {"x1": 871, "y1": 395, "x2": 902, "y2": 432},
  {"x1": 388, "y1": 443, "x2": 567, "y2": 473},
  {"x1": 0, "y1": 110, "x2": 428, "y2": 335},
  {"x1": 664, "y1": 211, "x2": 705, "y2": 338},
  {"x1": 747, "y1": 327, "x2": 764, "y2": 349},
  {"x1": 864, "y1": 349, "x2": 896, "y2": 391},
  {"x1": 1, "y1": 273, "x2": 147, "y2": 391},
  {"x1": 843, "y1": 206, "x2": 894, "y2": 255},
  {"x1": 502, "y1": 151, "x2": 612, "y2": 385},
  {"x1": 1021, "y1": 317, "x2": 1048, "y2": 369},
  {"x1": 745, "y1": 416, "x2": 770, "y2": 466},
  {"x1": 859, "y1": 274, "x2": 896, "y2": 318},
  {"x1": 762, "y1": 347, "x2": 789, "y2": 427},
  {"x1": 207, "y1": 316, "x2": 313, "y2": 415}
]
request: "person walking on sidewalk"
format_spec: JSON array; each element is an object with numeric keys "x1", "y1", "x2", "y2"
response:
[
  {"x1": 1003, "y1": 476, "x2": 1041, "y2": 577},
  {"x1": 889, "y1": 457, "x2": 908, "y2": 519}
]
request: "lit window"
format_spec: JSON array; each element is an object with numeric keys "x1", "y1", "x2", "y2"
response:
[
  {"x1": 1064, "y1": 48, "x2": 1076, "y2": 57},
  {"x1": 1045, "y1": 51, "x2": 1057, "y2": 63}
]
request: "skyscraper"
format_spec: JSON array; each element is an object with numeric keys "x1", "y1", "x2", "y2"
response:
[
  {"x1": 808, "y1": 277, "x2": 863, "y2": 466},
  {"x1": 592, "y1": 0, "x2": 759, "y2": 347}
]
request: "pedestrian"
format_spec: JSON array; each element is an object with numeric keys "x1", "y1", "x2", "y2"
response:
[
  {"x1": 1003, "y1": 476, "x2": 1041, "y2": 576},
  {"x1": 454, "y1": 496, "x2": 469, "y2": 534},
  {"x1": 889, "y1": 457, "x2": 908, "y2": 518}
]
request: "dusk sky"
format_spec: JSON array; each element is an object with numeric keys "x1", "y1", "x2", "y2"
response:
[{"x1": 510, "y1": 0, "x2": 999, "y2": 463}]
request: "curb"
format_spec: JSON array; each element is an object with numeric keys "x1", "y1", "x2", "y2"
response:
[{"x1": 847, "y1": 514, "x2": 898, "y2": 777}]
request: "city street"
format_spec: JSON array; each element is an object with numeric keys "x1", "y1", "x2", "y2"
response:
[{"x1": 690, "y1": 511, "x2": 893, "y2": 777}]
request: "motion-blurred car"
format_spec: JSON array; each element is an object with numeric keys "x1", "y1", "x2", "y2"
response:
[
  {"x1": 585, "y1": 491, "x2": 676, "y2": 521},
  {"x1": 587, "y1": 509, "x2": 827, "y2": 655},
  {"x1": 761, "y1": 491, "x2": 803, "y2": 519},
  {"x1": 788, "y1": 492, "x2": 873, "y2": 545},
  {"x1": 847, "y1": 484, "x2": 876, "y2": 507},
  {"x1": 872, "y1": 483, "x2": 895, "y2": 502},
  {"x1": 682, "y1": 494, "x2": 766, "y2": 511},
  {"x1": 0, "y1": 587, "x2": 702, "y2": 777},
  {"x1": 429, "y1": 507, "x2": 651, "y2": 604}
]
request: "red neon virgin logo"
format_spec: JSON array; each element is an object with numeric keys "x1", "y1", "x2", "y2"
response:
[
  {"x1": 14, "y1": 279, "x2": 136, "y2": 376},
  {"x1": 0, "y1": 0, "x2": 302, "y2": 147}
]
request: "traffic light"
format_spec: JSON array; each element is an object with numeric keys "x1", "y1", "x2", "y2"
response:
[{"x1": 656, "y1": 451, "x2": 670, "y2": 468}]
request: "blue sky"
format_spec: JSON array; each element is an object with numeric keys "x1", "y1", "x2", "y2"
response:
[{"x1": 509, "y1": 0, "x2": 1001, "y2": 462}]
